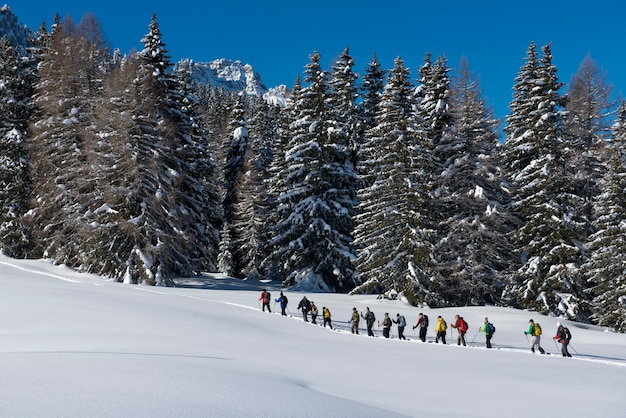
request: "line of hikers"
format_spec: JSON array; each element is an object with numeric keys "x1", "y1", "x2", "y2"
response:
[{"x1": 259, "y1": 290, "x2": 573, "y2": 357}]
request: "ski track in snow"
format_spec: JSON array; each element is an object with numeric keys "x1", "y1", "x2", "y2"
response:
[{"x1": 3, "y1": 257, "x2": 626, "y2": 371}]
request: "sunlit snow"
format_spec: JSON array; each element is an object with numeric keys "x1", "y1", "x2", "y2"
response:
[{"x1": 0, "y1": 254, "x2": 624, "y2": 417}]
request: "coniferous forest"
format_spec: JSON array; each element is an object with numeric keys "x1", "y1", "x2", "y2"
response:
[{"x1": 1, "y1": 10, "x2": 625, "y2": 332}]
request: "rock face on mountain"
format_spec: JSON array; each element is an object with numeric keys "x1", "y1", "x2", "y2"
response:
[
  {"x1": 175, "y1": 58, "x2": 288, "y2": 107},
  {"x1": 175, "y1": 58, "x2": 267, "y2": 96},
  {"x1": 0, "y1": 5, "x2": 33, "y2": 51}
]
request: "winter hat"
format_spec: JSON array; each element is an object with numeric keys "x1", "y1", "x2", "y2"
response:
[{"x1": 556, "y1": 320, "x2": 561, "y2": 328}]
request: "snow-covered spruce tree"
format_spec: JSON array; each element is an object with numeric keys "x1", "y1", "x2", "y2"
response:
[
  {"x1": 234, "y1": 98, "x2": 279, "y2": 279},
  {"x1": 167, "y1": 67, "x2": 222, "y2": 273},
  {"x1": 358, "y1": 52, "x2": 385, "y2": 135},
  {"x1": 271, "y1": 51, "x2": 358, "y2": 291},
  {"x1": 352, "y1": 56, "x2": 437, "y2": 305},
  {"x1": 428, "y1": 57, "x2": 517, "y2": 306},
  {"x1": 415, "y1": 53, "x2": 452, "y2": 149},
  {"x1": 261, "y1": 76, "x2": 303, "y2": 282},
  {"x1": 218, "y1": 94, "x2": 249, "y2": 277},
  {"x1": 0, "y1": 35, "x2": 35, "y2": 257},
  {"x1": 503, "y1": 43, "x2": 589, "y2": 320},
  {"x1": 95, "y1": 14, "x2": 221, "y2": 285},
  {"x1": 582, "y1": 102, "x2": 626, "y2": 332},
  {"x1": 327, "y1": 47, "x2": 361, "y2": 165}
]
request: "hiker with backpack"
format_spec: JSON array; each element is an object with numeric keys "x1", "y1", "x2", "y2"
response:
[
  {"x1": 310, "y1": 301, "x2": 319, "y2": 324},
  {"x1": 435, "y1": 316, "x2": 448, "y2": 344},
  {"x1": 350, "y1": 307, "x2": 360, "y2": 334},
  {"x1": 259, "y1": 289, "x2": 271, "y2": 313},
  {"x1": 275, "y1": 291, "x2": 288, "y2": 316},
  {"x1": 553, "y1": 323, "x2": 572, "y2": 357},
  {"x1": 451, "y1": 315, "x2": 469, "y2": 346},
  {"x1": 322, "y1": 306, "x2": 333, "y2": 329},
  {"x1": 412, "y1": 313, "x2": 429, "y2": 342},
  {"x1": 361, "y1": 307, "x2": 376, "y2": 337},
  {"x1": 298, "y1": 296, "x2": 312, "y2": 322},
  {"x1": 479, "y1": 317, "x2": 494, "y2": 348},
  {"x1": 524, "y1": 319, "x2": 545, "y2": 354},
  {"x1": 379, "y1": 313, "x2": 392, "y2": 338},
  {"x1": 393, "y1": 313, "x2": 407, "y2": 340}
]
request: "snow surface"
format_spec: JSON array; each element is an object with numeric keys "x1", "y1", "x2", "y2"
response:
[{"x1": 1, "y1": 254, "x2": 625, "y2": 417}]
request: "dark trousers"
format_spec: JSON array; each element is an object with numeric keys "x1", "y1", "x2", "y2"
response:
[
  {"x1": 367, "y1": 323, "x2": 374, "y2": 336},
  {"x1": 436, "y1": 331, "x2": 447, "y2": 344},
  {"x1": 419, "y1": 327, "x2": 427, "y2": 342},
  {"x1": 280, "y1": 305, "x2": 287, "y2": 316},
  {"x1": 262, "y1": 302, "x2": 271, "y2": 312},
  {"x1": 486, "y1": 334, "x2": 492, "y2": 348},
  {"x1": 561, "y1": 341, "x2": 572, "y2": 357},
  {"x1": 383, "y1": 327, "x2": 390, "y2": 338},
  {"x1": 398, "y1": 326, "x2": 406, "y2": 340},
  {"x1": 324, "y1": 318, "x2": 332, "y2": 329},
  {"x1": 458, "y1": 331, "x2": 466, "y2": 346},
  {"x1": 311, "y1": 313, "x2": 317, "y2": 324}
]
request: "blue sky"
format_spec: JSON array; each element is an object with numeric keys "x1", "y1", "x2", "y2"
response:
[{"x1": 9, "y1": 1, "x2": 626, "y2": 123}]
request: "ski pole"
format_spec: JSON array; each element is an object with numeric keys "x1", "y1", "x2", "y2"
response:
[
  {"x1": 568, "y1": 343, "x2": 579, "y2": 355},
  {"x1": 470, "y1": 329, "x2": 480, "y2": 343},
  {"x1": 553, "y1": 338, "x2": 559, "y2": 351}
]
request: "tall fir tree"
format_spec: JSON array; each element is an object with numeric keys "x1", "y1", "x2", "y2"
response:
[
  {"x1": 0, "y1": 36, "x2": 35, "y2": 257},
  {"x1": 503, "y1": 43, "x2": 589, "y2": 320},
  {"x1": 218, "y1": 94, "x2": 249, "y2": 277},
  {"x1": 271, "y1": 51, "x2": 358, "y2": 291},
  {"x1": 429, "y1": 57, "x2": 516, "y2": 305},
  {"x1": 353, "y1": 56, "x2": 437, "y2": 305},
  {"x1": 358, "y1": 52, "x2": 385, "y2": 134},
  {"x1": 583, "y1": 102, "x2": 626, "y2": 332}
]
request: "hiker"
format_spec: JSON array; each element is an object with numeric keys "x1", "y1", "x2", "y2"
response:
[
  {"x1": 524, "y1": 319, "x2": 545, "y2": 354},
  {"x1": 350, "y1": 307, "x2": 360, "y2": 334},
  {"x1": 298, "y1": 296, "x2": 312, "y2": 322},
  {"x1": 451, "y1": 315, "x2": 468, "y2": 346},
  {"x1": 259, "y1": 289, "x2": 271, "y2": 313},
  {"x1": 310, "y1": 301, "x2": 319, "y2": 324},
  {"x1": 393, "y1": 313, "x2": 407, "y2": 340},
  {"x1": 553, "y1": 323, "x2": 572, "y2": 357},
  {"x1": 322, "y1": 306, "x2": 333, "y2": 329},
  {"x1": 275, "y1": 292, "x2": 288, "y2": 316},
  {"x1": 412, "y1": 313, "x2": 429, "y2": 342},
  {"x1": 379, "y1": 313, "x2": 392, "y2": 338},
  {"x1": 361, "y1": 307, "x2": 376, "y2": 337},
  {"x1": 479, "y1": 317, "x2": 494, "y2": 348},
  {"x1": 435, "y1": 315, "x2": 447, "y2": 344}
]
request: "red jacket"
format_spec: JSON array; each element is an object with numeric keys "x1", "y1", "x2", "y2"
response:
[{"x1": 451, "y1": 317, "x2": 468, "y2": 333}]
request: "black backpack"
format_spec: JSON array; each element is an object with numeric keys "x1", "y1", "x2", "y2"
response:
[
  {"x1": 422, "y1": 315, "x2": 429, "y2": 328},
  {"x1": 563, "y1": 327, "x2": 572, "y2": 341}
]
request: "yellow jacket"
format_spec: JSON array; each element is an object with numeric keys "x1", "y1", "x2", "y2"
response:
[{"x1": 435, "y1": 317, "x2": 447, "y2": 332}]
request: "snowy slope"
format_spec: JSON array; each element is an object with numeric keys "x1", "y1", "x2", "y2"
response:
[{"x1": 1, "y1": 254, "x2": 625, "y2": 417}]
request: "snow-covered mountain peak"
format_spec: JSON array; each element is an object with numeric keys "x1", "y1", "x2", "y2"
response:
[
  {"x1": 0, "y1": 4, "x2": 32, "y2": 51},
  {"x1": 175, "y1": 58, "x2": 268, "y2": 97}
]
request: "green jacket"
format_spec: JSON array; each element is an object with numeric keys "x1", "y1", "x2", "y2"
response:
[
  {"x1": 525, "y1": 323, "x2": 535, "y2": 336},
  {"x1": 480, "y1": 322, "x2": 491, "y2": 335}
]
